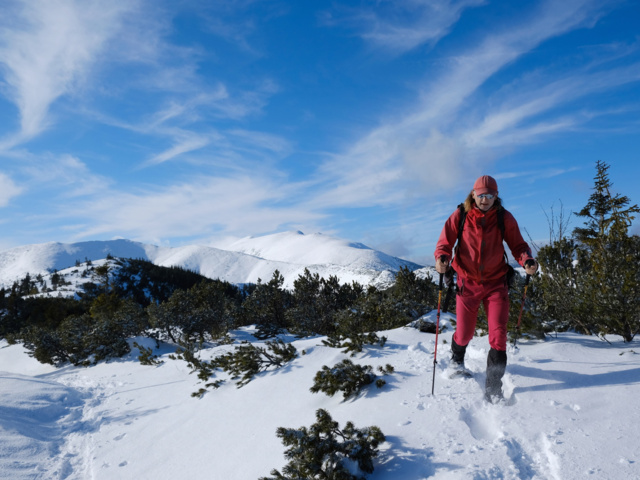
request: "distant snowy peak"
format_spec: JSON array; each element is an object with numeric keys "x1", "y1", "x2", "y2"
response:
[
  {"x1": 226, "y1": 231, "x2": 421, "y2": 270},
  {"x1": 0, "y1": 239, "x2": 155, "y2": 286},
  {"x1": 0, "y1": 232, "x2": 423, "y2": 290}
]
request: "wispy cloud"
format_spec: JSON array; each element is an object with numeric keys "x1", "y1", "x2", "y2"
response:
[
  {"x1": 0, "y1": 172, "x2": 22, "y2": 207},
  {"x1": 0, "y1": 0, "x2": 139, "y2": 146},
  {"x1": 0, "y1": 0, "x2": 276, "y2": 159},
  {"x1": 89, "y1": 81, "x2": 282, "y2": 169},
  {"x1": 14, "y1": 152, "x2": 111, "y2": 198},
  {"x1": 64, "y1": 175, "x2": 323, "y2": 243},
  {"x1": 315, "y1": 0, "x2": 626, "y2": 204},
  {"x1": 464, "y1": 52, "x2": 640, "y2": 147},
  {"x1": 4, "y1": 145, "x2": 318, "y2": 245},
  {"x1": 144, "y1": 132, "x2": 212, "y2": 166},
  {"x1": 195, "y1": 0, "x2": 290, "y2": 55},
  {"x1": 325, "y1": 0, "x2": 485, "y2": 54}
]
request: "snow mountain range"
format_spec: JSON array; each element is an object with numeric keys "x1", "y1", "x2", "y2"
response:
[{"x1": 0, "y1": 231, "x2": 425, "y2": 291}]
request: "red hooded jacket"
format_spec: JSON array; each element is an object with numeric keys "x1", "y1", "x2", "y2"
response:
[{"x1": 434, "y1": 204, "x2": 533, "y2": 283}]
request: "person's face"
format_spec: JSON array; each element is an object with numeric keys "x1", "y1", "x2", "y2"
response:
[{"x1": 473, "y1": 190, "x2": 497, "y2": 212}]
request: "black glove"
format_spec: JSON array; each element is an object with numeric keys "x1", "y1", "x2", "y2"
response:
[
  {"x1": 524, "y1": 259, "x2": 538, "y2": 275},
  {"x1": 435, "y1": 256, "x2": 449, "y2": 274}
]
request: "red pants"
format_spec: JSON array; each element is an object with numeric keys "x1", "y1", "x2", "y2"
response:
[{"x1": 453, "y1": 277, "x2": 509, "y2": 351}]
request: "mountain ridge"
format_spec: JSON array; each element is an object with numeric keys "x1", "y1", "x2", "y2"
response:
[{"x1": 0, "y1": 231, "x2": 424, "y2": 290}]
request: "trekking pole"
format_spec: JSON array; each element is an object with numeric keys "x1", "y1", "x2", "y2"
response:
[
  {"x1": 512, "y1": 274, "x2": 531, "y2": 349},
  {"x1": 431, "y1": 256, "x2": 446, "y2": 396}
]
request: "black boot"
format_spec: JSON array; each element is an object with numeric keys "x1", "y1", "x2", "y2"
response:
[
  {"x1": 451, "y1": 338, "x2": 467, "y2": 366},
  {"x1": 448, "y1": 339, "x2": 472, "y2": 378},
  {"x1": 485, "y1": 348, "x2": 507, "y2": 402}
]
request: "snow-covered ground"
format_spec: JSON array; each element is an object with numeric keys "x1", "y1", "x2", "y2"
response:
[{"x1": 1, "y1": 313, "x2": 638, "y2": 479}]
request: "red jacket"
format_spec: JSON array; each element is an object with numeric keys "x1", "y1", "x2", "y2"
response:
[{"x1": 434, "y1": 205, "x2": 533, "y2": 283}]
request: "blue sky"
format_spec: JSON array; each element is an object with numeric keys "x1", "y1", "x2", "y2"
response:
[{"x1": 0, "y1": 0, "x2": 639, "y2": 265}]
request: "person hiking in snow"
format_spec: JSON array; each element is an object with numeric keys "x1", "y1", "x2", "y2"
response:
[{"x1": 434, "y1": 175, "x2": 538, "y2": 403}]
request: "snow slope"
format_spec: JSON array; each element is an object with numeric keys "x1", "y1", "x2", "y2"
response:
[
  {"x1": 225, "y1": 231, "x2": 420, "y2": 270},
  {"x1": 1, "y1": 315, "x2": 638, "y2": 479},
  {"x1": 0, "y1": 232, "x2": 422, "y2": 290}
]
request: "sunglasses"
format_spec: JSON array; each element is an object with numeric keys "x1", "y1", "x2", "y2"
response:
[{"x1": 477, "y1": 193, "x2": 496, "y2": 200}]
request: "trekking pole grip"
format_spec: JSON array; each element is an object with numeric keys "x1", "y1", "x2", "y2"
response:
[{"x1": 438, "y1": 255, "x2": 447, "y2": 289}]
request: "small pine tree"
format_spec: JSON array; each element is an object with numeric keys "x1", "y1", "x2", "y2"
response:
[
  {"x1": 20, "y1": 326, "x2": 68, "y2": 365},
  {"x1": 322, "y1": 332, "x2": 387, "y2": 357},
  {"x1": 242, "y1": 270, "x2": 292, "y2": 338},
  {"x1": 333, "y1": 285, "x2": 409, "y2": 338},
  {"x1": 310, "y1": 359, "x2": 393, "y2": 400},
  {"x1": 93, "y1": 264, "x2": 111, "y2": 294},
  {"x1": 261, "y1": 409, "x2": 385, "y2": 480},
  {"x1": 214, "y1": 339, "x2": 297, "y2": 388},
  {"x1": 147, "y1": 281, "x2": 233, "y2": 344},
  {"x1": 573, "y1": 161, "x2": 640, "y2": 341},
  {"x1": 133, "y1": 341, "x2": 163, "y2": 366},
  {"x1": 535, "y1": 161, "x2": 640, "y2": 341},
  {"x1": 176, "y1": 339, "x2": 298, "y2": 395},
  {"x1": 390, "y1": 266, "x2": 436, "y2": 320},
  {"x1": 286, "y1": 270, "x2": 364, "y2": 337}
]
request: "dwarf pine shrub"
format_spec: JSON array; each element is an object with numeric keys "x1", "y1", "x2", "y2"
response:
[
  {"x1": 310, "y1": 359, "x2": 394, "y2": 400},
  {"x1": 174, "y1": 338, "x2": 298, "y2": 396},
  {"x1": 133, "y1": 341, "x2": 163, "y2": 366},
  {"x1": 261, "y1": 408, "x2": 385, "y2": 480},
  {"x1": 215, "y1": 339, "x2": 297, "y2": 387},
  {"x1": 322, "y1": 332, "x2": 387, "y2": 357}
]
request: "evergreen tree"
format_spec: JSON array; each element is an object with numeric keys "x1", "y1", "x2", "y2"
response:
[
  {"x1": 21, "y1": 326, "x2": 68, "y2": 365},
  {"x1": 572, "y1": 161, "x2": 640, "y2": 341},
  {"x1": 176, "y1": 338, "x2": 297, "y2": 395},
  {"x1": 310, "y1": 359, "x2": 393, "y2": 400},
  {"x1": 286, "y1": 268, "x2": 323, "y2": 336},
  {"x1": 189, "y1": 281, "x2": 237, "y2": 339},
  {"x1": 242, "y1": 270, "x2": 292, "y2": 338},
  {"x1": 287, "y1": 270, "x2": 362, "y2": 337},
  {"x1": 573, "y1": 161, "x2": 640, "y2": 243},
  {"x1": 534, "y1": 237, "x2": 594, "y2": 334},
  {"x1": 332, "y1": 285, "x2": 407, "y2": 339},
  {"x1": 50, "y1": 271, "x2": 61, "y2": 289},
  {"x1": 389, "y1": 266, "x2": 436, "y2": 320},
  {"x1": 93, "y1": 263, "x2": 111, "y2": 294},
  {"x1": 214, "y1": 339, "x2": 297, "y2": 388},
  {"x1": 262, "y1": 409, "x2": 385, "y2": 480},
  {"x1": 535, "y1": 161, "x2": 640, "y2": 341},
  {"x1": 147, "y1": 284, "x2": 221, "y2": 344}
]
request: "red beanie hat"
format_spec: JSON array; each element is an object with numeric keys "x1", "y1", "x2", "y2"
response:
[{"x1": 473, "y1": 175, "x2": 498, "y2": 195}]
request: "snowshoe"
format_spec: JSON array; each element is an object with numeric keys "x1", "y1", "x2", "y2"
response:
[
  {"x1": 483, "y1": 391, "x2": 504, "y2": 404},
  {"x1": 447, "y1": 361, "x2": 473, "y2": 379}
]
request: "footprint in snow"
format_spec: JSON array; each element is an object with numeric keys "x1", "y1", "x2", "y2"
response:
[
  {"x1": 459, "y1": 406, "x2": 501, "y2": 442},
  {"x1": 502, "y1": 438, "x2": 538, "y2": 480}
]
